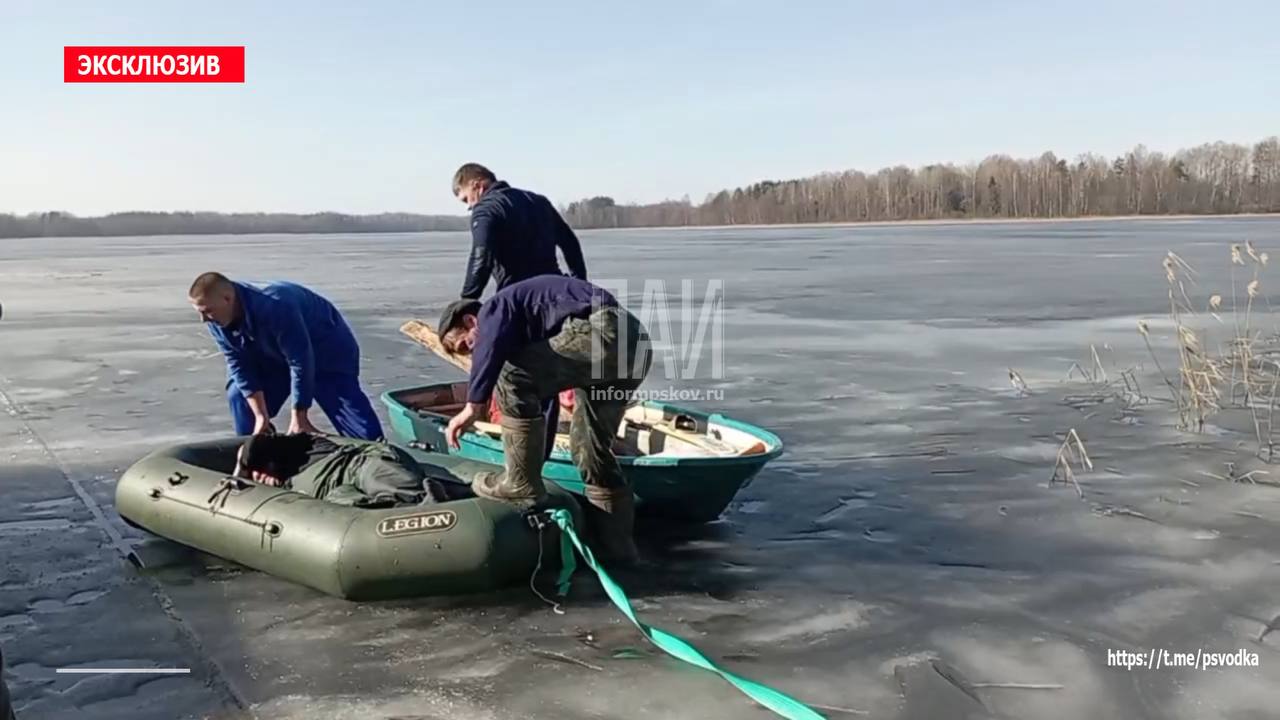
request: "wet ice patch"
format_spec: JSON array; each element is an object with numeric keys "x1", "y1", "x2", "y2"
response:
[
  {"x1": 10, "y1": 386, "x2": 75, "y2": 404},
  {"x1": 0, "y1": 518, "x2": 73, "y2": 533},
  {"x1": 15, "y1": 360, "x2": 92, "y2": 383},
  {"x1": 253, "y1": 691, "x2": 499, "y2": 720},
  {"x1": 1096, "y1": 587, "x2": 1202, "y2": 636},
  {"x1": 996, "y1": 442, "x2": 1063, "y2": 464},
  {"x1": 740, "y1": 600, "x2": 871, "y2": 644},
  {"x1": 931, "y1": 629, "x2": 1112, "y2": 719},
  {"x1": 1170, "y1": 659, "x2": 1272, "y2": 720}
]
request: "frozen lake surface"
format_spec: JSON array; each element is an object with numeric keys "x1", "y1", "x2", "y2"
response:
[{"x1": 3, "y1": 217, "x2": 1280, "y2": 719}]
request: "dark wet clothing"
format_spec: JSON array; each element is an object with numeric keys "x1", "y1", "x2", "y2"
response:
[
  {"x1": 244, "y1": 434, "x2": 444, "y2": 507},
  {"x1": 466, "y1": 275, "x2": 620, "y2": 405},
  {"x1": 461, "y1": 180, "x2": 588, "y2": 300},
  {"x1": 462, "y1": 276, "x2": 651, "y2": 491}
]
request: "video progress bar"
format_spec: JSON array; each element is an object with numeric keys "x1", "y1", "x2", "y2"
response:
[{"x1": 55, "y1": 668, "x2": 191, "y2": 674}]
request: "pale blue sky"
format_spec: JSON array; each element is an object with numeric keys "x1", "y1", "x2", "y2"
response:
[{"x1": 2, "y1": 0, "x2": 1277, "y2": 216}]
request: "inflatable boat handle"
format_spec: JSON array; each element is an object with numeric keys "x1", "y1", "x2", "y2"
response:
[{"x1": 207, "y1": 477, "x2": 253, "y2": 509}]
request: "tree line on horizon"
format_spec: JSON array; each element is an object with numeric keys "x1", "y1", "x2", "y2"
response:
[
  {"x1": 4, "y1": 135, "x2": 1278, "y2": 239},
  {"x1": 561, "y1": 135, "x2": 1280, "y2": 228},
  {"x1": 0, "y1": 210, "x2": 468, "y2": 239}
]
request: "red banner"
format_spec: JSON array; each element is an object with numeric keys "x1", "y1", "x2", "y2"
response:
[{"x1": 64, "y1": 46, "x2": 245, "y2": 83}]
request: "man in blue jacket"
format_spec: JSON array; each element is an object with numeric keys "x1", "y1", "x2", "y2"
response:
[
  {"x1": 435, "y1": 275, "x2": 652, "y2": 566},
  {"x1": 188, "y1": 272, "x2": 383, "y2": 441}
]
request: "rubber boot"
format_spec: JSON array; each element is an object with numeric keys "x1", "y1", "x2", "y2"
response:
[
  {"x1": 472, "y1": 415, "x2": 548, "y2": 508},
  {"x1": 584, "y1": 485, "x2": 640, "y2": 566}
]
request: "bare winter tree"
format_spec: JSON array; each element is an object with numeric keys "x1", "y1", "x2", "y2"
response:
[{"x1": 561, "y1": 135, "x2": 1280, "y2": 229}]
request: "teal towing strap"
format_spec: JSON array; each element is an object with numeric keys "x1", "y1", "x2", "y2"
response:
[
  {"x1": 555, "y1": 514, "x2": 576, "y2": 597},
  {"x1": 547, "y1": 508, "x2": 827, "y2": 720}
]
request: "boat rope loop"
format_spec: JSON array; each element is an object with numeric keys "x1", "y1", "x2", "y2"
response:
[
  {"x1": 525, "y1": 513, "x2": 567, "y2": 615},
  {"x1": 206, "y1": 477, "x2": 252, "y2": 511},
  {"x1": 530, "y1": 507, "x2": 827, "y2": 720}
]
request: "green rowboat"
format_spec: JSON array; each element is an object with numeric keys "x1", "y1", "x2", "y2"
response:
[{"x1": 381, "y1": 382, "x2": 784, "y2": 523}]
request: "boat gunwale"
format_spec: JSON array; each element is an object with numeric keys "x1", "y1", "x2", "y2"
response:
[
  {"x1": 380, "y1": 386, "x2": 786, "y2": 468},
  {"x1": 126, "y1": 436, "x2": 504, "y2": 520}
]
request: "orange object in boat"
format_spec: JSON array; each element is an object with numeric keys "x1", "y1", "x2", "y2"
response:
[{"x1": 485, "y1": 391, "x2": 572, "y2": 426}]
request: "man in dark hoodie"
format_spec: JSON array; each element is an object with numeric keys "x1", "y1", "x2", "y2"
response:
[
  {"x1": 451, "y1": 162, "x2": 590, "y2": 454},
  {"x1": 451, "y1": 162, "x2": 587, "y2": 301}
]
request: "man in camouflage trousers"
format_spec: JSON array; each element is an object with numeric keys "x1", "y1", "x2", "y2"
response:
[{"x1": 437, "y1": 275, "x2": 651, "y2": 565}]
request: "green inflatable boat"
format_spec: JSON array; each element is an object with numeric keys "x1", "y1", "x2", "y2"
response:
[
  {"x1": 381, "y1": 381, "x2": 785, "y2": 523},
  {"x1": 115, "y1": 437, "x2": 582, "y2": 601}
]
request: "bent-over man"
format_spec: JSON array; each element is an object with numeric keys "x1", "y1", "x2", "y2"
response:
[
  {"x1": 436, "y1": 274, "x2": 652, "y2": 565},
  {"x1": 188, "y1": 272, "x2": 383, "y2": 440}
]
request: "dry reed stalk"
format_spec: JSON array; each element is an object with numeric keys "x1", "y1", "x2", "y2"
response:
[
  {"x1": 1050, "y1": 428, "x2": 1092, "y2": 498},
  {"x1": 1090, "y1": 344, "x2": 1108, "y2": 384},
  {"x1": 1201, "y1": 462, "x2": 1273, "y2": 485},
  {"x1": 1153, "y1": 250, "x2": 1230, "y2": 432},
  {"x1": 1138, "y1": 320, "x2": 1182, "y2": 408},
  {"x1": 1267, "y1": 368, "x2": 1280, "y2": 462},
  {"x1": 1119, "y1": 368, "x2": 1147, "y2": 404},
  {"x1": 1066, "y1": 364, "x2": 1086, "y2": 383},
  {"x1": 1061, "y1": 343, "x2": 1147, "y2": 419},
  {"x1": 968, "y1": 683, "x2": 1064, "y2": 691},
  {"x1": 1008, "y1": 368, "x2": 1030, "y2": 397},
  {"x1": 1238, "y1": 245, "x2": 1268, "y2": 398}
]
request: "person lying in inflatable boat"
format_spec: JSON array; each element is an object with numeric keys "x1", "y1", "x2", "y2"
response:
[{"x1": 233, "y1": 432, "x2": 453, "y2": 508}]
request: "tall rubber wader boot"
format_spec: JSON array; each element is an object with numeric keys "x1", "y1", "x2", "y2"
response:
[
  {"x1": 583, "y1": 483, "x2": 639, "y2": 567},
  {"x1": 472, "y1": 415, "x2": 549, "y2": 508}
]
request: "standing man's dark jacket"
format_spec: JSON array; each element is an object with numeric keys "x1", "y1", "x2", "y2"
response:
[
  {"x1": 461, "y1": 181, "x2": 588, "y2": 299},
  {"x1": 465, "y1": 275, "x2": 620, "y2": 405}
]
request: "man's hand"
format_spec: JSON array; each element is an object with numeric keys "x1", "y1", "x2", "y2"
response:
[
  {"x1": 288, "y1": 408, "x2": 319, "y2": 435},
  {"x1": 252, "y1": 415, "x2": 275, "y2": 436},
  {"x1": 446, "y1": 402, "x2": 486, "y2": 449},
  {"x1": 247, "y1": 391, "x2": 274, "y2": 435}
]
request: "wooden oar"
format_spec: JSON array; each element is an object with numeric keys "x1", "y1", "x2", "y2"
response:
[{"x1": 400, "y1": 319, "x2": 471, "y2": 373}]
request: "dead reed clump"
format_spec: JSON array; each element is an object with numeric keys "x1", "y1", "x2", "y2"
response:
[
  {"x1": 1065, "y1": 343, "x2": 1109, "y2": 386},
  {"x1": 1050, "y1": 428, "x2": 1092, "y2": 498},
  {"x1": 1140, "y1": 252, "x2": 1227, "y2": 432},
  {"x1": 1061, "y1": 343, "x2": 1148, "y2": 420},
  {"x1": 1140, "y1": 240, "x2": 1280, "y2": 460},
  {"x1": 1196, "y1": 461, "x2": 1276, "y2": 486}
]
